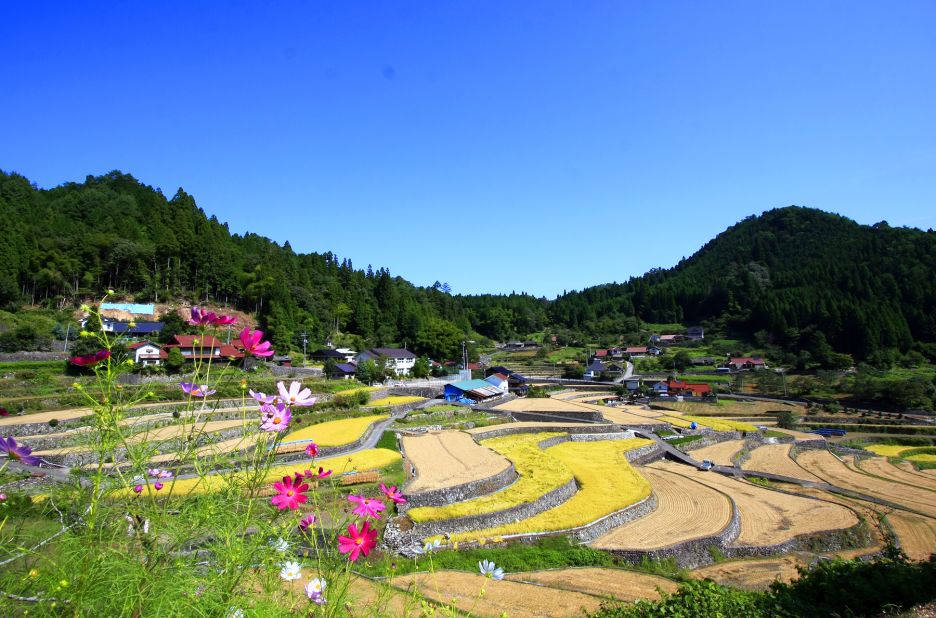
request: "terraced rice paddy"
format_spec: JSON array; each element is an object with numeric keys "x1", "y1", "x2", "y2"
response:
[
  {"x1": 743, "y1": 444, "x2": 822, "y2": 482},
  {"x1": 690, "y1": 555, "x2": 806, "y2": 589},
  {"x1": 651, "y1": 461, "x2": 859, "y2": 546},
  {"x1": 366, "y1": 395, "x2": 425, "y2": 407},
  {"x1": 402, "y1": 430, "x2": 512, "y2": 493},
  {"x1": 659, "y1": 400, "x2": 806, "y2": 417},
  {"x1": 550, "y1": 391, "x2": 616, "y2": 401},
  {"x1": 866, "y1": 444, "x2": 915, "y2": 458},
  {"x1": 769, "y1": 428, "x2": 826, "y2": 442},
  {"x1": 796, "y1": 450, "x2": 936, "y2": 518},
  {"x1": 686, "y1": 439, "x2": 746, "y2": 466},
  {"x1": 286, "y1": 575, "x2": 420, "y2": 617},
  {"x1": 680, "y1": 416, "x2": 758, "y2": 432},
  {"x1": 886, "y1": 511, "x2": 936, "y2": 560},
  {"x1": 282, "y1": 414, "x2": 387, "y2": 446},
  {"x1": 601, "y1": 407, "x2": 668, "y2": 425},
  {"x1": 464, "y1": 422, "x2": 612, "y2": 437},
  {"x1": 492, "y1": 398, "x2": 601, "y2": 414},
  {"x1": 591, "y1": 466, "x2": 732, "y2": 551},
  {"x1": 505, "y1": 568, "x2": 678, "y2": 601},
  {"x1": 857, "y1": 457, "x2": 936, "y2": 491},
  {"x1": 392, "y1": 571, "x2": 602, "y2": 618},
  {"x1": 446, "y1": 439, "x2": 652, "y2": 543},
  {"x1": 407, "y1": 433, "x2": 573, "y2": 523}
]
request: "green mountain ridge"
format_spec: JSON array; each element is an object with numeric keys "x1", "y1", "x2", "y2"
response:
[{"x1": 2, "y1": 169, "x2": 934, "y2": 364}]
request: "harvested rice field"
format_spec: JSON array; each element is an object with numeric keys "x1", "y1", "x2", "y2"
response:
[
  {"x1": 894, "y1": 459, "x2": 936, "y2": 483},
  {"x1": 286, "y1": 575, "x2": 420, "y2": 617},
  {"x1": 402, "y1": 430, "x2": 512, "y2": 493},
  {"x1": 690, "y1": 554, "x2": 806, "y2": 590},
  {"x1": 686, "y1": 439, "x2": 747, "y2": 466},
  {"x1": 505, "y1": 568, "x2": 678, "y2": 601},
  {"x1": 796, "y1": 450, "x2": 936, "y2": 517},
  {"x1": 591, "y1": 465, "x2": 732, "y2": 551},
  {"x1": 492, "y1": 398, "x2": 601, "y2": 414},
  {"x1": 392, "y1": 570, "x2": 602, "y2": 618},
  {"x1": 407, "y1": 433, "x2": 573, "y2": 523},
  {"x1": 658, "y1": 400, "x2": 806, "y2": 417},
  {"x1": 651, "y1": 461, "x2": 859, "y2": 546},
  {"x1": 769, "y1": 428, "x2": 826, "y2": 442},
  {"x1": 600, "y1": 407, "x2": 668, "y2": 425},
  {"x1": 857, "y1": 457, "x2": 936, "y2": 492},
  {"x1": 282, "y1": 414, "x2": 387, "y2": 446},
  {"x1": 550, "y1": 391, "x2": 616, "y2": 401},
  {"x1": 743, "y1": 444, "x2": 822, "y2": 482},
  {"x1": 781, "y1": 485, "x2": 887, "y2": 555},
  {"x1": 886, "y1": 511, "x2": 936, "y2": 560}
]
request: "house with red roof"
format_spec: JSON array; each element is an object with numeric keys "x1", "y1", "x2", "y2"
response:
[
  {"x1": 727, "y1": 357, "x2": 767, "y2": 371},
  {"x1": 163, "y1": 335, "x2": 245, "y2": 362}
]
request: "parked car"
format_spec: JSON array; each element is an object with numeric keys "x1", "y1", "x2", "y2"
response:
[{"x1": 700, "y1": 460, "x2": 714, "y2": 471}]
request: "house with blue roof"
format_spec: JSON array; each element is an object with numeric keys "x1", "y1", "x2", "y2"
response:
[{"x1": 443, "y1": 378, "x2": 506, "y2": 404}]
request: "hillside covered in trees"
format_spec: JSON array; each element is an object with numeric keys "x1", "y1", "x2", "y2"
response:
[{"x1": 2, "y1": 170, "x2": 935, "y2": 366}]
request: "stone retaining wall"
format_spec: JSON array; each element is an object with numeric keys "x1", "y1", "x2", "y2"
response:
[
  {"x1": 391, "y1": 386, "x2": 444, "y2": 399},
  {"x1": 407, "y1": 477, "x2": 578, "y2": 539},
  {"x1": 510, "y1": 410, "x2": 605, "y2": 423},
  {"x1": 468, "y1": 423, "x2": 622, "y2": 441},
  {"x1": 401, "y1": 464, "x2": 520, "y2": 510}
]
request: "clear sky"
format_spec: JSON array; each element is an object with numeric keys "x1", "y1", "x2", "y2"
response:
[{"x1": 3, "y1": 2, "x2": 935, "y2": 297}]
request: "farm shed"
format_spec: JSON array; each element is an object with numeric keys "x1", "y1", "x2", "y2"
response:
[{"x1": 443, "y1": 379, "x2": 504, "y2": 404}]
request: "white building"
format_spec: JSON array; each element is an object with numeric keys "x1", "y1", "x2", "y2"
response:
[
  {"x1": 128, "y1": 341, "x2": 167, "y2": 366},
  {"x1": 356, "y1": 348, "x2": 418, "y2": 376}
]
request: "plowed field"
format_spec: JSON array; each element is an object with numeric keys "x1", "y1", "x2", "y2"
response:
[
  {"x1": 796, "y1": 450, "x2": 936, "y2": 517},
  {"x1": 506, "y1": 568, "x2": 678, "y2": 601},
  {"x1": 591, "y1": 466, "x2": 732, "y2": 550},
  {"x1": 403, "y1": 430, "x2": 512, "y2": 492},
  {"x1": 392, "y1": 571, "x2": 602, "y2": 618},
  {"x1": 743, "y1": 444, "x2": 822, "y2": 482},
  {"x1": 651, "y1": 461, "x2": 858, "y2": 546},
  {"x1": 687, "y1": 439, "x2": 746, "y2": 466}
]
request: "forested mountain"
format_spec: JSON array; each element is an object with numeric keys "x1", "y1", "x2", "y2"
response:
[
  {"x1": 2, "y1": 169, "x2": 935, "y2": 365},
  {"x1": 551, "y1": 207, "x2": 936, "y2": 364}
]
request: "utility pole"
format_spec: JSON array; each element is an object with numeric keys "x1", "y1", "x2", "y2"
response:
[
  {"x1": 63, "y1": 323, "x2": 71, "y2": 353},
  {"x1": 301, "y1": 331, "x2": 308, "y2": 363}
]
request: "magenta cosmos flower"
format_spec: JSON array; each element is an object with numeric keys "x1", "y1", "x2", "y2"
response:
[
  {"x1": 239, "y1": 328, "x2": 274, "y2": 357},
  {"x1": 0, "y1": 436, "x2": 41, "y2": 466},
  {"x1": 298, "y1": 513, "x2": 316, "y2": 532},
  {"x1": 69, "y1": 349, "x2": 110, "y2": 367},
  {"x1": 0, "y1": 407, "x2": 9, "y2": 417},
  {"x1": 277, "y1": 381, "x2": 317, "y2": 407},
  {"x1": 271, "y1": 475, "x2": 309, "y2": 510},
  {"x1": 305, "y1": 442, "x2": 318, "y2": 458},
  {"x1": 297, "y1": 467, "x2": 332, "y2": 480},
  {"x1": 348, "y1": 495, "x2": 386, "y2": 519},
  {"x1": 179, "y1": 382, "x2": 217, "y2": 398},
  {"x1": 249, "y1": 389, "x2": 277, "y2": 405},
  {"x1": 379, "y1": 483, "x2": 407, "y2": 505},
  {"x1": 259, "y1": 403, "x2": 291, "y2": 432},
  {"x1": 189, "y1": 307, "x2": 237, "y2": 326},
  {"x1": 338, "y1": 521, "x2": 378, "y2": 562}
]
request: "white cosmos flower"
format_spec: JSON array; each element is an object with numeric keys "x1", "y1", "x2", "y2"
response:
[{"x1": 280, "y1": 560, "x2": 302, "y2": 581}]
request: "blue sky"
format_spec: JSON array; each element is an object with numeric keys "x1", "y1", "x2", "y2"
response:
[{"x1": 3, "y1": 2, "x2": 935, "y2": 297}]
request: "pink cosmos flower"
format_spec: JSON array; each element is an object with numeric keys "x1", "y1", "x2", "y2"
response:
[
  {"x1": 239, "y1": 328, "x2": 274, "y2": 357},
  {"x1": 338, "y1": 521, "x2": 378, "y2": 562},
  {"x1": 249, "y1": 389, "x2": 278, "y2": 405},
  {"x1": 0, "y1": 436, "x2": 41, "y2": 466},
  {"x1": 189, "y1": 307, "x2": 237, "y2": 326},
  {"x1": 260, "y1": 404, "x2": 291, "y2": 432},
  {"x1": 0, "y1": 407, "x2": 9, "y2": 417},
  {"x1": 348, "y1": 495, "x2": 386, "y2": 519},
  {"x1": 277, "y1": 381, "x2": 317, "y2": 407},
  {"x1": 153, "y1": 481, "x2": 164, "y2": 491},
  {"x1": 147, "y1": 468, "x2": 173, "y2": 479},
  {"x1": 133, "y1": 485, "x2": 143, "y2": 494},
  {"x1": 179, "y1": 382, "x2": 217, "y2": 398},
  {"x1": 271, "y1": 475, "x2": 309, "y2": 510},
  {"x1": 298, "y1": 513, "x2": 316, "y2": 532},
  {"x1": 305, "y1": 442, "x2": 318, "y2": 458},
  {"x1": 69, "y1": 349, "x2": 110, "y2": 367},
  {"x1": 379, "y1": 483, "x2": 407, "y2": 505},
  {"x1": 299, "y1": 467, "x2": 332, "y2": 479}
]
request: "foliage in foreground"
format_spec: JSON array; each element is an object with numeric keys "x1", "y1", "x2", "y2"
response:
[{"x1": 591, "y1": 548, "x2": 936, "y2": 618}]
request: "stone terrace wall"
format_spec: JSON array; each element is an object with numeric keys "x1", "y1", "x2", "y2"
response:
[
  {"x1": 469, "y1": 423, "x2": 622, "y2": 441},
  {"x1": 510, "y1": 410, "x2": 605, "y2": 423},
  {"x1": 401, "y1": 465, "x2": 520, "y2": 510}
]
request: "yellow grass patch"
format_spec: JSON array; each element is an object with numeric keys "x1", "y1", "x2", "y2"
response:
[
  {"x1": 366, "y1": 396, "x2": 424, "y2": 407},
  {"x1": 334, "y1": 386, "x2": 380, "y2": 396},
  {"x1": 282, "y1": 414, "x2": 387, "y2": 446},
  {"x1": 446, "y1": 439, "x2": 652, "y2": 542},
  {"x1": 407, "y1": 433, "x2": 573, "y2": 523}
]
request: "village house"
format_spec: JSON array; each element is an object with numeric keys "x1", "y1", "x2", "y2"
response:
[
  {"x1": 162, "y1": 335, "x2": 245, "y2": 362},
  {"x1": 625, "y1": 346, "x2": 649, "y2": 358},
  {"x1": 356, "y1": 348, "x2": 417, "y2": 376},
  {"x1": 727, "y1": 357, "x2": 768, "y2": 371},
  {"x1": 101, "y1": 318, "x2": 165, "y2": 338},
  {"x1": 128, "y1": 341, "x2": 167, "y2": 366},
  {"x1": 443, "y1": 378, "x2": 505, "y2": 404},
  {"x1": 329, "y1": 363, "x2": 357, "y2": 380},
  {"x1": 583, "y1": 360, "x2": 606, "y2": 380}
]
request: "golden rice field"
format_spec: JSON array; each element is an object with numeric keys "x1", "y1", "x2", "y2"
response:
[
  {"x1": 679, "y1": 415, "x2": 758, "y2": 432},
  {"x1": 690, "y1": 555, "x2": 806, "y2": 590},
  {"x1": 687, "y1": 439, "x2": 747, "y2": 466},
  {"x1": 406, "y1": 433, "x2": 573, "y2": 523},
  {"x1": 866, "y1": 444, "x2": 915, "y2": 458},
  {"x1": 743, "y1": 444, "x2": 822, "y2": 483},
  {"x1": 282, "y1": 414, "x2": 387, "y2": 446},
  {"x1": 334, "y1": 386, "x2": 381, "y2": 396},
  {"x1": 591, "y1": 466, "x2": 733, "y2": 551},
  {"x1": 464, "y1": 421, "x2": 610, "y2": 437},
  {"x1": 652, "y1": 461, "x2": 859, "y2": 546},
  {"x1": 392, "y1": 571, "x2": 602, "y2": 618},
  {"x1": 366, "y1": 396, "x2": 425, "y2": 407},
  {"x1": 141, "y1": 448, "x2": 401, "y2": 496},
  {"x1": 445, "y1": 439, "x2": 652, "y2": 543},
  {"x1": 402, "y1": 430, "x2": 512, "y2": 493},
  {"x1": 796, "y1": 450, "x2": 936, "y2": 518},
  {"x1": 505, "y1": 568, "x2": 678, "y2": 601}
]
